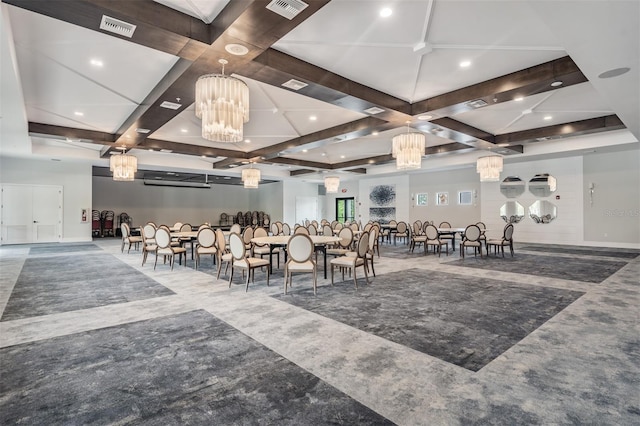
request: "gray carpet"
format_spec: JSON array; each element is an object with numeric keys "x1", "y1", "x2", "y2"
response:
[
  {"x1": 273, "y1": 269, "x2": 583, "y2": 372},
  {"x1": 447, "y1": 253, "x2": 628, "y2": 283},
  {"x1": 520, "y1": 245, "x2": 640, "y2": 259},
  {"x1": 1, "y1": 253, "x2": 174, "y2": 322},
  {"x1": 29, "y1": 243, "x2": 103, "y2": 254},
  {"x1": 0, "y1": 310, "x2": 393, "y2": 425}
]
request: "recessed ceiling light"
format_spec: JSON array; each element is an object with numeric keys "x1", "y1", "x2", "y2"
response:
[
  {"x1": 90, "y1": 59, "x2": 103, "y2": 67},
  {"x1": 136, "y1": 128, "x2": 151, "y2": 134},
  {"x1": 514, "y1": 97, "x2": 524, "y2": 102},
  {"x1": 223, "y1": 176, "x2": 231, "y2": 180},
  {"x1": 160, "y1": 149, "x2": 172, "y2": 153},
  {"x1": 417, "y1": 115, "x2": 432, "y2": 120},
  {"x1": 302, "y1": 149, "x2": 308, "y2": 153},
  {"x1": 459, "y1": 60, "x2": 471, "y2": 68},
  {"x1": 180, "y1": 129, "x2": 188, "y2": 133},
  {"x1": 74, "y1": 111, "x2": 84, "y2": 116},
  {"x1": 321, "y1": 153, "x2": 326, "y2": 156},
  {"x1": 380, "y1": 7, "x2": 392, "y2": 17},
  {"x1": 550, "y1": 81, "x2": 563, "y2": 87},
  {"x1": 340, "y1": 155, "x2": 345, "y2": 159},
  {"x1": 543, "y1": 115, "x2": 553, "y2": 120},
  {"x1": 201, "y1": 155, "x2": 206, "y2": 158},
  {"x1": 148, "y1": 149, "x2": 154, "y2": 152},
  {"x1": 309, "y1": 115, "x2": 317, "y2": 121},
  {"x1": 244, "y1": 139, "x2": 251, "y2": 143},
  {"x1": 371, "y1": 131, "x2": 379, "y2": 136}
]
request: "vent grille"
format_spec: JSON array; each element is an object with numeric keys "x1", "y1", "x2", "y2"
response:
[
  {"x1": 160, "y1": 101, "x2": 182, "y2": 110},
  {"x1": 364, "y1": 106, "x2": 385, "y2": 115},
  {"x1": 466, "y1": 99, "x2": 488, "y2": 108},
  {"x1": 282, "y1": 79, "x2": 308, "y2": 90},
  {"x1": 266, "y1": 0, "x2": 309, "y2": 20},
  {"x1": 100, "y1": 15, "x2": 136, "y2": 38}
]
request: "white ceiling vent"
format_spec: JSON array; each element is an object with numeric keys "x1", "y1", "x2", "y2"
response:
[
  {"x1": 364, "y1": 106, "x2": 385, "y2": 115},
  {"x1": 160, "y1": 101, "x2": 182, "y2": 110},
  {"x1": 100, "y1": 15, "x2": 137, "y2": 38},
  {"x1": 282, "y1": 79, "x2": 308, "y2": 90},
  {"x1": 266, "y1": 0, "x2": 309, "y2": 20},
  {"x1": 466, "y1": 99, "x2": 488, "y2": 108}
]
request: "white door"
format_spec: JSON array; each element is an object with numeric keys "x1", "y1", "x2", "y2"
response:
[{"x1": 1, "y1": 184, "x2": 62, "y2": 244}]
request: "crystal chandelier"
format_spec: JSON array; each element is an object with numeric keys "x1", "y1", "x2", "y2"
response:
[
  {"x1": 476, "y1": 155, "x2": 503, "y2": 182},
  {"x1": 241, "y1": 165, "x2": 260, "y2": 189},
  {"x1": 110, "y1": 147, "x2": 137, "y2": 181},
  {"x1": 195, "y1": 59, "x2": 249, "y2": 143},
  {"x1": 392, "y1": 124, "x2": 425, "y2": 170},
  {"x1": 324, "y1": 176, "x2": 340, "y2": 193}
]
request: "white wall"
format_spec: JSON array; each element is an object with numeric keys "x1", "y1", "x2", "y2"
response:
[
  {"x1": 0, "y1": 157, "x2": 92, "y2": 242},
  {"x1": 281, "y1": 180, "x2": 320, "y2": 225},
  {"x1": 583, "y1": 149, "x2": 640, "y2": 245},
  {"x1": 409, "y1": 167, "x2": 481, "y2": 228}
]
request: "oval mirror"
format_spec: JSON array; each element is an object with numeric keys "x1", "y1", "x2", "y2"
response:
[
  {"x1": 500, "y1": 176, "x2": 526, "y2": 198},
  {"x1": 529, "y1": 200, "x2": 557, "y2": 223},
  {"x1": 500, "y1": 201, "x2": 525, "y2": 223},
  {"x1": 529, "y1": 173, "x2": 557, "y2": 197}
]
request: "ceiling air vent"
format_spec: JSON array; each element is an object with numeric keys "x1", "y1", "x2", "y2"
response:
[
  {"x1": 466, "y1": 99, "x2": 488, "y2": 108},
  {"x1": 282, "y1": 79, "x2": 308, "y2": 90},
  {"x1": 364, "y1": 106, "x2": 385, "y2": 115},
  {"x1": 266, "y1": 0, "x2": 309, "y2": 20},
  {"x1": 100, "y1": 15, "x2": 136, "y2": 38},
  {"x1": 160, "y1": 101, "x2": 182, "y2": 110}
]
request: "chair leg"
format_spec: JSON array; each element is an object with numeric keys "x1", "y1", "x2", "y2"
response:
[
  {"x1": 154, "y1": 252, "x2": 159, "y2": 270},
  {"x1": 245, "y1": 268, "x2": 250, "y2": 292},
  {"x1": 353, "y1": 267, "x2": 358, "y2": 289},
  {"x1": 228, "y1": 265, "x2": 234, "y2": 288}
]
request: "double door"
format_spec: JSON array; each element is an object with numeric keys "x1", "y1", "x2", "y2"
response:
[{"x1": 1, "y1": 184, "x2": 62, "y2": 244}]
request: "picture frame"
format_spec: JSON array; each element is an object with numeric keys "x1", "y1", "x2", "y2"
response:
[
  {"x1": 81, "y1": 208, "x2": 89, "y2": 223},
  {"x1": 458, "y1": 190, "x2": 473, "y2": 205},
  {"x1": 436, "y1": 192, "x2": 449, "y2": 206},
  {"x1": 416, "y1": 193, "x2": 428, "y2": 206}
]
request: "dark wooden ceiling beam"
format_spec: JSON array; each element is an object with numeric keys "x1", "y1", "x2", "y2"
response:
[
  {"x1": 495, "y1": 115, "x2": 625, "y2": 145},
  {"x1": 28, "y1": 122, "x2": 116, "y2": 145},
  {"x1": 413, "y1": 56, "x2": 588, "y2": 117},
  {"x1": 140, "y1": 139, "x2": 247, "y2": 159},
  {"x1": 290, "y1": 169, "x2": 316, "y2": 177}
]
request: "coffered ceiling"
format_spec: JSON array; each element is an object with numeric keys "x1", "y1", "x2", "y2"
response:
[{"x1": 1, "y1": 0, "x2": 638, "y2": 183}]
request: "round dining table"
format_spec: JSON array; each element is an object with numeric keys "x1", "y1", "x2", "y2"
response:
[{"x1": 251, "y1": 235, "x2": 340, "y2": 279}]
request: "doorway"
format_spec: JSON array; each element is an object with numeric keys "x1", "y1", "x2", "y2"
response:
[
  {"x1": 335, "y1": 197, "x2": 355, "y2": 223},
  {"x1": 1, "y1": 184, "x2": 62, "y2": 244}
]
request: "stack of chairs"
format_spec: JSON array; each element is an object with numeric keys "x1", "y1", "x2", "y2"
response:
[
  {"x1": 101, "y1": 210, "x2": 115, "y2": 237},
  {"x1": 92, "y1": 210, "x2": 101, "y2": 237}
]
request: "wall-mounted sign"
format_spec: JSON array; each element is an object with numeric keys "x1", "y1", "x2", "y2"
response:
[{"x1": 341, "y1": 188, "x2": 347, "y2": 193}]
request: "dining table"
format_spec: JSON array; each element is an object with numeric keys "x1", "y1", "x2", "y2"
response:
[
  {"x1": 251, "y1": 235, "x2": 340, "y2": 279},
  {"x1": 436, "y1": 227, "x2": 467, "y2": 251}
]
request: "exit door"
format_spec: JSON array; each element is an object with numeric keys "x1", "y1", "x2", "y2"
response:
[{"x1": 1, "y1": 184, "x2": 62, "y2": 244}]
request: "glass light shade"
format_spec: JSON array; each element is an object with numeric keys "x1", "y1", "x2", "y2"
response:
[
  {"x1": 242, "y1": 168, "x2": 260, "y2": 189},
  {"x1": 392, "y1": 132, "x2": 425, "y2": 170},
  {"x1": 324, "y1": 176, "x2": 340, "y2": 193},
  {"x1": 476, "y1": 155, "x2": 503, "y2": 182},
  {"x1": 110, "y1": 152, "x2": 137, "y2": 181},
  {"x1": 195, "y1": 73, "x2": 249, "y2": 143}
]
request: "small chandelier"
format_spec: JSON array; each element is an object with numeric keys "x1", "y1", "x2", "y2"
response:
[
  {"x1": 110, "y1": 147, "x2": 137, "y2": 181},
  {"x1": 476, "y1": 155, "x2": 503, "y2": 182},
  {"x1": 241, "y1": 165, "x2": 260, "y2": 189},
  {"x1": 324, "y1": 176, "x2": 340, "y2": 193},
  {"x1": 195, "y1": 59, "x2": 249, "y2": 143},
  {"x1": 392, "y1": 123, "x2": 425, "y2": 170}
]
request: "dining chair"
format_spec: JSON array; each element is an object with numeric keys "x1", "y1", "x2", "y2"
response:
[
  {"x1": 322, "y1": 224, "x2": 333, "y2": 237},
  {"x1": 460, "y1": 224, "x2": 483, "y2": 258},
  {"x1": 334, "y1": 222, "x2": 343, "y2": 231},
  {"x1": 154, "y1": 227, "x2": 187, "y2": 270},
  {"x1": 330, "y1": 230, "x2": 370, "y2": 289},
  {"x1": 120, "y1": 223, "x2": 142, "y2": 253},
  {"x1": 348, "y1": 228, "x2": 378, "y2": 276},
  {"x1": 228, "y1": 232, "x2": 270, "y2": 291},
  {"x1": 141, "y1": 223, "x2": 158, "y2": 266},
  {"x1": 172, "y1": 222, "x2": 183, "y2": 231},
  {"x1": 242, "y1": 226, "x2": 254, "y2": 252},
  {"x1": 425, "y1": 224, "x2": 449, "y2": 257},
  {"x1": 294, "y1": 225, "x2": 309, "y2": 235},
  {"x1": 251, "y1": 226, "x2": 281, "y2": 268},
  {"x1": 370, "y1": 224, "x2": 381, "y2": 257},
  {"x1": 327, "y1": 227, "x2": 353, "y2": 257},
  {"x1": 282, "y1": 222, "x2": 291, "y2": 236},
  {"x1": 410, "y1": 221, "x2": 426, "y2": 253},
  {"x1": 307, "y1": 223, "x2": 318, "y2": 235},
  {"x1": 486, "y1": 223, "x2": 515, "y2": 257},
  {"x1": 438, "y1": 221, "x2": 454, "y2": 247},
  {"x1": 476, "y1": 221, "x2": 487, "y2": 247},
  {"x1": 394, "y1": 221, "x2": 409, "y2": 245},
  {"x1": 195, "y1": 227, "x2": 216, "y2": 270},
  {"x1": 230, "y1": 223, "x2": 241, "y2": 234},
  {"x1": 270, "y1": 222, "x2": 280, "y2": 236},
  {"x1": 215, "y1": 228, "x2": 233, "y2": 279},
  {"x1": 284, "y1": 233, "x2": 317, "y2": 295}
]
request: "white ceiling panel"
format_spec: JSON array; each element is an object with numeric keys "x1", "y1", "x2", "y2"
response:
[{"x1": 153, "y1": 0, "x2": 229, "y2": 23}]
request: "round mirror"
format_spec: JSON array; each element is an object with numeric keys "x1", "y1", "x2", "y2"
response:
[
  {"x1": 500, "y1": 201, "x2": 525, "y2": 223},
  {"x1": 529, "y1": 200, "x2": 557, "y2": 223},
  {"x1": 500, "y1": 176, "x2": 525, "y2": 198},
  {"x1": 529, "y1": 173, "x2": 557, "y2": 197}
]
